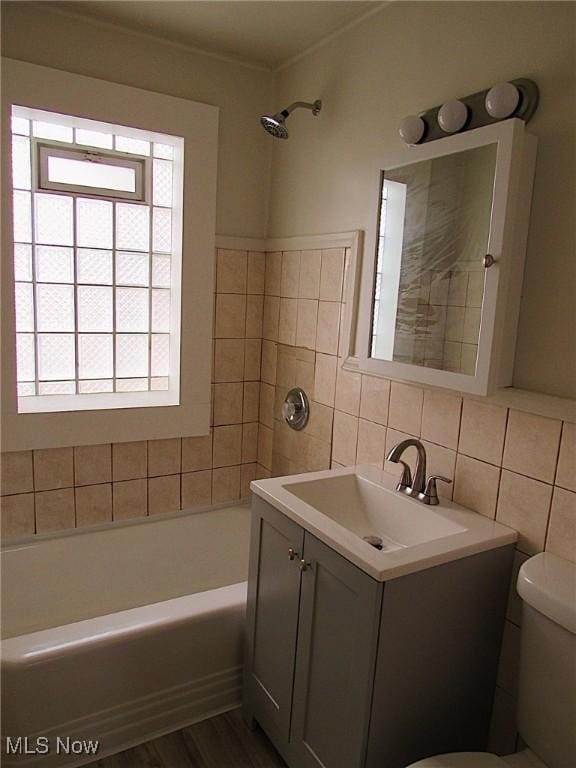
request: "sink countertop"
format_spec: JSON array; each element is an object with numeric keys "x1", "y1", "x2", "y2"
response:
[{"x1": 250, "y1": 465, "x2": 518, "y2": 582}]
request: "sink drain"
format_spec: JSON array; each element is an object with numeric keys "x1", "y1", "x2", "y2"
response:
[{"x1": 363, "y1": 535, "x2": 384, "y2": 551}]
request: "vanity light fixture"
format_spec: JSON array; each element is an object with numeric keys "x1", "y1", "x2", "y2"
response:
[
  {"x1": 485, "y1": 82, "x2": 521, "y2": 119},
  {"x1": 398, "y1": 115, "x2": 427, "y2": 145},
  {"x1": 437, "y1": 100, "x2": 469, "y2": 133}
]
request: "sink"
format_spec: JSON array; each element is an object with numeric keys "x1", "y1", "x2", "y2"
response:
[
  {"x1": 285, "y1": 472, "x2": 465, "y2": 551},
  {"x1": 250, "y1": 464, "x2": 517, "y2": 581}
]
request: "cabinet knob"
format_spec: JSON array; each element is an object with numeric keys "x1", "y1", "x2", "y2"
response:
[
  {"x1": 299, "y1": 559, "x2": 311, "y2": 572},
  {"x1": 483, "y1": 253, "x2": 496, "y2": 268},
  {"x1": 288, "y1": 547, "x2": 298, "y2": 561}
]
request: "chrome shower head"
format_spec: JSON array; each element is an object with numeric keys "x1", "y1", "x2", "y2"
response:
[{"x1": 260, "y1": 100, "x2": 322, "y2": 139}]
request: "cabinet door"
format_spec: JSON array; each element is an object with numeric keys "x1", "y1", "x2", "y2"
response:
[
  {"x1": 290, "y1": 533, "x2": 382, "y2": 768},
  {"x1": 243, "y1": 497, "x2": 304, "y2": 744}
]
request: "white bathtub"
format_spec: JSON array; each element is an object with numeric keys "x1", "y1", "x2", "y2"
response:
[{"x1": 1, "y1": 504, "x2": 251, "y2": 768}]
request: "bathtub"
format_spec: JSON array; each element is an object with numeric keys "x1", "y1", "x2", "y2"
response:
[{"x1": 1, "y1": 504, "x2": 251, "y2": 768}]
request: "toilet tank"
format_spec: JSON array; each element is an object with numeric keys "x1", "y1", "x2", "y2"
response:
[{"x1": 516, "y1": 552, "x2": 576, "y2": 768}]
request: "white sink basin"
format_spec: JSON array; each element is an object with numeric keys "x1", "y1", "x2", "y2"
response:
[
  {"x1": 285, "y1": 472, "x2": 465, "y2": 551},
  {"x1": 251, "y1": 465, "x2": 517, "y2": 581}
]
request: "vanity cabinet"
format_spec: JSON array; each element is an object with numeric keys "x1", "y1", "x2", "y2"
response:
[{"x1": 243, "y1": 496, "x2": 514, "y2": 768}]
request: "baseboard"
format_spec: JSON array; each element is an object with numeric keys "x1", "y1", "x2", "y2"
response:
[{"x1": 2, "y1": 666, "x2": 243, "y2": 768}]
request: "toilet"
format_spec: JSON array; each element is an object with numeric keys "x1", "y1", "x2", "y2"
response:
[{"x1": 406, "y1": 552, "x2": 576, "y2": 768}]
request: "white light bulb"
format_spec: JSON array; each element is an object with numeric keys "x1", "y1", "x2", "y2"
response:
[
  {"x1": 437, "y1": 100, "x2": 468, "y2": 134},
  {"x1": 399, "y1": 115, "x2": 426, "y2": 145},
  {"x1": 485, "y1": 82, "x2": 520, "y2": 119}
]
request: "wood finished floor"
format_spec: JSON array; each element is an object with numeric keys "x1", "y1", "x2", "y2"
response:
[{"x1": 90, "y1": 710, "x2": 287, "y2": 768}]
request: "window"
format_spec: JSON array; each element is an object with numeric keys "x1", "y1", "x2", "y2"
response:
[{"x1": 10, "y1": 106, "x2": 183, "y2": 414}]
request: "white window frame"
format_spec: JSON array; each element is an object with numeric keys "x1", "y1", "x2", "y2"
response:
[
  {"x1": 37, "y1": 142, "x2": 148, "y2": 201},
  {"x1": 2, "y1": 59, "x2": 218, "y2": 450}
]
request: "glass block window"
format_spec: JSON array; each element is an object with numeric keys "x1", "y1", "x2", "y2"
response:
[{"x1": 10, "y1": 106, "x2": 183, "y2": 413}]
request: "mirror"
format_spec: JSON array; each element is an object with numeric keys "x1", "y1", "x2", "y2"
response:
[{"x1": 370, "y1": 144, "x2": 497, "y2": 376}]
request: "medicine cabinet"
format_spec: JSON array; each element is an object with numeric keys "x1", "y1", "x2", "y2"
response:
[{"x1": 347, "y1": 119, "x2": 537, "y2": 395}]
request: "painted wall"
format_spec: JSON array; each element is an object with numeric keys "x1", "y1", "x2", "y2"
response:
[
  {"x1": 268, "y1": 1, "x2": 576, "y2": 399},
  {"x1": 0, "y1": 1, "x2": 273, "y2": 239}
]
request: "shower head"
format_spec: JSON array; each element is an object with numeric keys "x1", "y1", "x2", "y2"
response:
[{"x1": 260, "y1": 100, "x2": 322, "y2": 139}]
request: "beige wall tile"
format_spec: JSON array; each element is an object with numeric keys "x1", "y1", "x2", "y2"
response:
[
  {"x1": 113, "y1": 479, "x2": 147, "y2": 520},
  {"x1": 261, "y1": 340, "x2": 277, "y2": 385},
  {"x1": 421, "y1": 390, "x2": 462, "y2": 450},
  {"x1": 454, "y1": 454, "x2": 501, "y2": 519},
  {"x1": 296, "y1": 299, "x2": 318, "y2": 349},
  {"x1": 258, "y1": 424, "x2": 274, "y2": 470},
  {"x1": 35, "y1": 488, "x2": 75, "y2": 533},
  {"x1": 212, "y1": 466, "x2": 241, "y2": 503},
  {"x1": 299, "y1": 250, "x2": 322, "y2": 299},
  {"x1": 546, "y1": 487, "x2": 576, "y2": 563},
  {"x1": 319, "y1": 248, "x2": 345, "y2": 302},
  {"x1": 245, "y1": 294, "x2": 264, "y2": 338},
  {"x1": 214, "y1": 293, "x2": 246, "y2": 339},
  {"x1": 214, "y1": 338, "x2": 245, "y2": 382},
  {"x1": 503, "y1": 410, "x2": 562, "y2": 483},
  {"x1": 276, "y1": 345, "x2": 297, "y2": 387},
  {"x1": 315, "y1": 301, "x2": 340, "y2": 355},
  {"x1": 1, "y1": 451, "x2": 33, "y2": 495},
  {"x1": 1, "y1": 493, "x2": 35, "y2": 537},
  {"x1": 148, "y1": 475, "x2": 180, "y2": 515},
  {"x1": 306, "y1": 436, "x2": 332, "y2": 471},
  {"x1": 496, "y1": 470, "x2": 552, "y2": 554},
  {"x1": 459, "y1": 399, "x2": 508, "y2": 466},
  {"x1": 555, "y1": 422, "x2": 576, "y2": 492},
  {"x1": 216, "y1": 249, "x2": 247, "y2": 294},
  {"x1": 148, "y1": 438, "x2": 181, "y2": 477},
  {"x1": 281, "y1": 251, "x2": 300, "y2": 298},
  {"x1": 314, "y1": 353, "x2": 337, "y2": 407},
  {"x1": 242, "y1": 422, "x2": 259, "y2": 463},
  {"x1": 356, "y1": 419, "x2": 386, "y2": 467},
  {"x1": 359, "y1": 376, "x2": 390, "y2": 427},
  {"x1": 335, "y1": 366, "x2": 361, "y2": 416},
  {"x1": 388, "y1": 382, "x2": 423, "y2": 437},
  {"x1": 278, "y1": 298, "x2": 298, "y2": 345},
  {"x1": 295, "y1": 357, "x2": 315, "y2": 393},
  {"x1": 259, "y1": 382, "x2": 275, "y2": 428},
  {"x1": 213, "y1": 382, "x2": 243, "y2": 426},
  {"x1": 241, "y1": 463, "x2": 257, "y2": 497},
  {"x1": 306, "y1": 401, "x2": 334, "y2": 443},
  {"x1": 74, "y1": 444, "x2": 112, "y2": 486},
  {"x1": 265, "y1": 251, "x2": 281, "y2": 296},
  {"x1": 247, "y1": 251, "x2": 265, "y2": 294},
  {"x1": 181, "y1": 470, "x2": 212, "y2": 508},
  {"x1": 244, "y1": 339, "x2": 262, "y2": 382},
  {"x1": 182, "y1": 433, "x2": 212, "y2": 472},
  {"x1": 421, "y1": 441, "x2": 456, "y2": 499},
  {"x1": 243, "y1": 381, "x2": 260, "y2": 423},
  {"x1": 332, "y1": 411, "x2": 359, "y2": 466},
  {"x1": 112, "y1": 441, "x2": 147, "y2": 482},
  {"x1": 75, "y1": 483, "x2": 112, "y2": 527},
  {"x1": 34, "y1": 447, "x2": 73, "y2": 491},
  {"x1": 213, "y1": 425, "x2": 242, "y2": 468},
  {"x1": 262, "y1": 295, "x2": 280, "y2": 341}
]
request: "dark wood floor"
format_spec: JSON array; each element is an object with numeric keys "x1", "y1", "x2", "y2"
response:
[{"x1": 90, "y1": 709, "x2": 286, "y2": 768}]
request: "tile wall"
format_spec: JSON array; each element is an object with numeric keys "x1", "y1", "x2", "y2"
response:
[{"x1": 0, "y1": 248, "x2": 269, "y2": 538}]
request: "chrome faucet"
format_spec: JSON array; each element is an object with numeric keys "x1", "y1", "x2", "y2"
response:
[{"x1": 386, "y1": 438, "x2": 452, "y2": 505}]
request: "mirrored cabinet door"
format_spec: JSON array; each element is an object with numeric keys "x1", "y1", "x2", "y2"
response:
[
  {"x1": 371, "y1": 144, "x2": 496, "y2": 378},
  {"x1": 351, "y1": 119, "x2": 538, "y2": 396}
]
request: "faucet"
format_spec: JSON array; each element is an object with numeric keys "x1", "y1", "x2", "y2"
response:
[{"x1": 386, "y1": 438, "x2": 452, "y2": 505}]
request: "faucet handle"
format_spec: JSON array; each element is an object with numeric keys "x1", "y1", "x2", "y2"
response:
[
  {"x1": 395, "y1": 460, "x2": 412, "y2": 492},
  {"x1": 422, "y1": 475, "x2": 452, "y2": 505}
]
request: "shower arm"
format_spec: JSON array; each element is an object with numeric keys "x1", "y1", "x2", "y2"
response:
[{"x1": 281, "y1": 100, "x2": 322, "y2": 118}]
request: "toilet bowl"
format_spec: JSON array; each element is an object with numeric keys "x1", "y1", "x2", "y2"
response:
[{"x1": 406, "y1": 552, "x2": 576, "y2": 768}]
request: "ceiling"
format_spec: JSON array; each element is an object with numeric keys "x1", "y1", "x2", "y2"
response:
[{"x1": 47, "y1": 1, "x2": 383, "y2": 70}]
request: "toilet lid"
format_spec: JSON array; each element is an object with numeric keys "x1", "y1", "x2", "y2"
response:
[{"x1": 406, "y1": 753, "x2": 508, "y2": 768}]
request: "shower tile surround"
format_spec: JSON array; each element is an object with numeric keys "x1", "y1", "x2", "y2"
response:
[{"x1": 1, "y1": 242, "x2": 575, "y2": 752}]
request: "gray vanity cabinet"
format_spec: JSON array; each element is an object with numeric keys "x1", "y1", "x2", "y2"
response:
[{"x1": 244, "y1": 495, "x2": 514, "y2": 768}]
